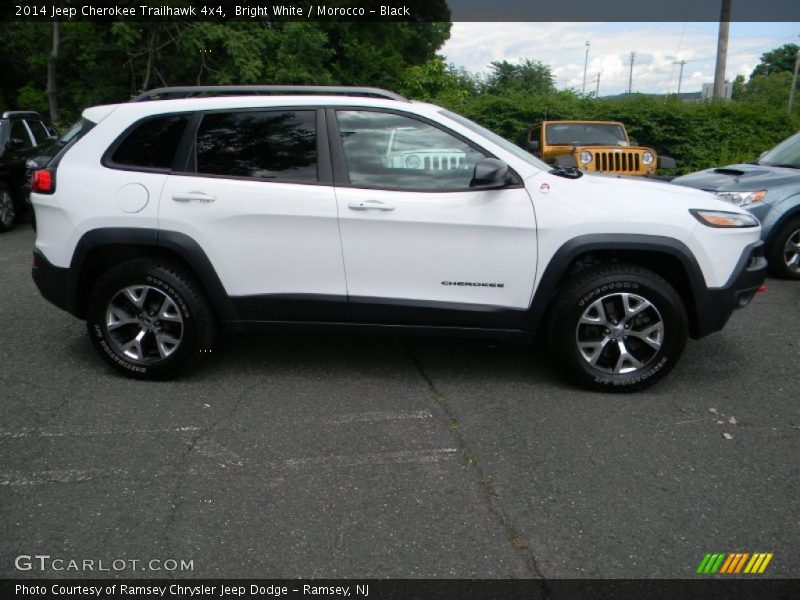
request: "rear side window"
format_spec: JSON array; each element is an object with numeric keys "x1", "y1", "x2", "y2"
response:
[
  {"x1": 110, "y1": 115, "x2": 189, "y2": 171},
  {"x1": 26, "y1": 119, "x2": 51, "y2": 146},
  {"x1": 195, "y1": 110, "x2": 317, "y2": 182},
  {"x1": 10, "y1": 119, "x2": 34, "y2": 149}
]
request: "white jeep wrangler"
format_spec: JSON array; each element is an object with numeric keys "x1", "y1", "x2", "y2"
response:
[{"x1": 30, "y1": 86, "x2": 766, "y2": 391}]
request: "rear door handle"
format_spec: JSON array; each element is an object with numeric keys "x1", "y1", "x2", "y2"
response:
[
  {"x1": 347, "y1": 200, "x2": 395, "y2": 212},
  {"x1": 172, "y1": 192, "x2": 216, "y2": 203}
]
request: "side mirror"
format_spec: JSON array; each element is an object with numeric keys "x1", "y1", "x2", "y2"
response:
[
  {"x1": 526, "y1": 140, "x2": 540, "y2": 153},
  {"x1": 471, "y1": 158, "x2": 511, "y2": 188},
  {"x1": 657, "y1": 156, "x2": 677, "y2": 169},
  {"x1": 759, "y1": 150, "x2": 767, "y2": 159}
]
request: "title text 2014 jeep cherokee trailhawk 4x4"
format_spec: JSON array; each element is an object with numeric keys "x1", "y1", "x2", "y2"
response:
[{"x1": 30, "y1": 86, "x2": 766, "y2": 391}]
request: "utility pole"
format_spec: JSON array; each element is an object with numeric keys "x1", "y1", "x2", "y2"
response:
[
  {"x1": 582, "y1": 41, "x2": 591, "y2": 94},
  {"x1": 595, "y1": 72, "x2": 601, "y2": 98},
  {"x1": 713, "y1": 0, "x2": 731, "y2": 99},
  {"x1": 674, "y1": 60, "x2": 686, "y2": 95},
  {"x1": 789, "y1": 48, "x2": 800, "y2": 114},
  {"x1": 627, "y1": 52, "x2": 636, "y2": 94}
]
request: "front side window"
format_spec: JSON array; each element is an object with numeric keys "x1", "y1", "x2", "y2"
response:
[
  {"x1": 336, "y1": 110, "x2": 485, "y2": 191},
  {"x1": 195, "y1": 110, "x2": 317, "y2": 182},
  {"x1": 110, "y1": 115, "x2": 189, "y2": 170}
]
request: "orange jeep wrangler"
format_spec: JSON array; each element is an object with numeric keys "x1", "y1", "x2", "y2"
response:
[{"x1": 526, "y1": 120, "x2": 675, "y2": 176}]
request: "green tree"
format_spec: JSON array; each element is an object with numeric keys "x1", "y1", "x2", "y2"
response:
[
  {"x1": 751, "y1": 44, "x2": 799, "y2": 78},
  {"x1": 482, "y1": 59, "x2": 555, "y2": 96}
]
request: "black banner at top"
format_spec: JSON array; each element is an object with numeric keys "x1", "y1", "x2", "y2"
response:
[{"x1": 1, "y1": 0, "x2": 799, "y2": 22}]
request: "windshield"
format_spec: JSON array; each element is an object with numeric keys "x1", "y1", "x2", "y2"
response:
[
  {"x1": 758, "y1": 132, "x2": 800, "y2": 168},
  {"x1": 545, "y1": 123, "x2": 628, "y2": 146},
  {"x1": 440, "y1": 110, "x2": 550, "y2": 171}
]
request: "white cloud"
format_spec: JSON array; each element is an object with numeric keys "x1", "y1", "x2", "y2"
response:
[{"x1": 441, "y1": 22, "x2": 799, "y2": 95}]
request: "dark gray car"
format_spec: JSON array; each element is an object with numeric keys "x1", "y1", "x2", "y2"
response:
[{"x1": 672, "y1": 131, "x2": 800, "y2": 279}]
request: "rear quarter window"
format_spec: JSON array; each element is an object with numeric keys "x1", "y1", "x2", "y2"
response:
[{"x1": 108, "y1": 115, "x2": 190, "y2": 171}]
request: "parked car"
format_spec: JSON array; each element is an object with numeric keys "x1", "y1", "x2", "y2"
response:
[
  {"x1": 0, "y1": 111, "x2": 57, "y2": 231},
  {"x1": 29, "y1": 85, "x2": 765, "y2": 391},
  {"x1": 672, "y1": 131, "x2": 800, "y2": 279},
  {"x1": 526, "y1": 120, "x2": 676, "y2": 177}
]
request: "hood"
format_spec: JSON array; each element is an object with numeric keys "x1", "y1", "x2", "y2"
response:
[
  {"x1": 535, "y1": 170, "x2": 741, "y2": 215},
  {"x1": 672, "y1": 163, "x2": 800, "y2": 192}
]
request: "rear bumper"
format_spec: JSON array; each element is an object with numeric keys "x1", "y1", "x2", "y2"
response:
[
  {"x1": 692, "y1": 241, "x2": 767, "y2": 338},
  {"x1": 32, "y1": 249, "x2": 76, "y2": 316}
]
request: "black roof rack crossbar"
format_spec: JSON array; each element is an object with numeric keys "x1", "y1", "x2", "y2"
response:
[{"x1": 131, "y1": 85, "x2": 408, "y2": 102}]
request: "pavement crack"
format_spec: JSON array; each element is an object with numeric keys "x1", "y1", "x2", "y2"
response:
[
  {"x1": 406, "y1": 342, "x2": 552, "y2": 590},
  {"x1": 161, "y1": 381, "x2": 258, "y2": 552}
]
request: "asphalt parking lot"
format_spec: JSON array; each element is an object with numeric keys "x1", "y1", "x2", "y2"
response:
[{"x1": 1, "y1": 222, "x2": 799, "y2": 580}]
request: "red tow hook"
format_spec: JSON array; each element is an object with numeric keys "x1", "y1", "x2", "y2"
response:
[{"x1": 758, "y1": 284, "x2": 767, "y2": 293}]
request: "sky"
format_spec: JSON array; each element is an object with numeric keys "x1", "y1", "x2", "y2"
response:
[{"x1": 440, "y1": 22, "x2": 800, "y2": 96}]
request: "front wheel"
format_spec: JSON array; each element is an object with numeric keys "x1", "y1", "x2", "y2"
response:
[
  {"x1": 766, "y1": 217, "x2": 800, "y2": 279},
  {"x1": 547, "y1": 264, "x2": 688, "y2": 392},
  {"x1": 86, "y1": 260, "x2": 216, "y2": 379}
]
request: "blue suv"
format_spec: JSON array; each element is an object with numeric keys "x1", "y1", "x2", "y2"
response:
[{"x1": 673, "y1": 132, "x2": 800, "y2": 279}]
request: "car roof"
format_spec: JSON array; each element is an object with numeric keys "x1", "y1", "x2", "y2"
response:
[{"x1": 84, "y1": 94, "x2": 435, "y2": 126}]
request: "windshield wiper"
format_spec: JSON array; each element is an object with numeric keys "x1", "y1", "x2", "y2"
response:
[
  {"x1": 550, "y1": 167, "x2": 583, "y2": 179},
  {"x1": 764, "y1": 163, "x2": 800, "y2": 169}
]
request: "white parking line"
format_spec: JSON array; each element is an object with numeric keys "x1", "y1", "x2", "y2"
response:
[
  {"x1": 0, "y1": 449, "x2": 460, "y2": 486},
  {"x1": 0, "y1": 426, "x2": 202, "y2": 439},
  {"x1": 324, "y1": 409, "x2": 433, "y2": 424},
  {"x1": 281, "y1": 448, "x2": 458, "y2": 468}
]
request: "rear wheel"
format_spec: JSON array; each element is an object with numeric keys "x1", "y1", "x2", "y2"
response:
[
  {"x1": 86, "y1": 260, "x2": 215, "y2": 379},
  {"x1": 767, "y1": 216, "x2": 800, "y2": 279},
  {"x1": 0, "y1": 185, "x2": 16, "y2": 232},
  {"x1": 547, "y1": 263, "x2": 688, "y2": 392}
]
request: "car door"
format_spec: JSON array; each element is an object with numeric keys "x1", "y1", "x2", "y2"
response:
[
  {"x1": 330, "y1": 108, "x2": 537, "y2": 329},
  {"x1": 159, "y1": 107, "x2": 348, "y2": 321}
]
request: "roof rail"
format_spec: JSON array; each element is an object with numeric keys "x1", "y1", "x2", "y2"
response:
[
  {"x1": 2, "y1": 110, "x2": 44, "y2": 119},
  {"x1": 131, "y1": 85, "x2": 408, "y2": 103}
]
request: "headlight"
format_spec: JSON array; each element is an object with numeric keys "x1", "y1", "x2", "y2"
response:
[
  {"x1": 405, "y1": 155, "x2": 421, "y2": 169},
  {"x1": 690, "y1": 209, "x2": 759, "y2": 228},
  {"x1": 714, "y1": 190, "x2": 767, "y2": 207},
  {"x1": 642, "y1": 152, "x2": 654, "y2": 165},
  {"x1": 579, "y1": 151, "x2": 592, "y2": 165}
]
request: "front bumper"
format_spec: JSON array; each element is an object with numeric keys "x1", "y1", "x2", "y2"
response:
[{"x1": 692, "y1": 241, "x2": 767, "y2": 338}]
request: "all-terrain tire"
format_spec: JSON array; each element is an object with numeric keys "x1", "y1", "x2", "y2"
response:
[
  {"x1": 86, "y1": 259, "x2": 216, "y2": 379},
  {"x1": 547, "y1": 263, "x2": 688, "y2": 392}
]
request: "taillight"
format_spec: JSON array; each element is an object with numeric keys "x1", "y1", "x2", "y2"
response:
[{"x1": 32, "y1": 169, "x2": 54, "y2": 194}]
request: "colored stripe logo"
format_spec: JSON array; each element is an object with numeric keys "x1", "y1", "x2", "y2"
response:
[{"x1": 697, "y1": 552, "x2": 773, "y2": 574}]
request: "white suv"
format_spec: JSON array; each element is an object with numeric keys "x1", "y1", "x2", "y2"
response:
[{"x1": 30, "y1": 86, "x2": 767, "y2": 391}]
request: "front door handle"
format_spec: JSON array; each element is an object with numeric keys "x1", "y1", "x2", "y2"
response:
[
  {"x1": 347, "y1": 200, "x2": 395, "y2": 212},
  {"x1": 172, "y1": 192, "x2": 216, "y2": 203}
]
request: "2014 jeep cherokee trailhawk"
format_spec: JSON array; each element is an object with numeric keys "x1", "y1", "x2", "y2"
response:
[{"x1": 30, "y1": 86, "x2": 767, "y2": 391}]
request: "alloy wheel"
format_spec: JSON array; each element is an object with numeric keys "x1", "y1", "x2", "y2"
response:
[
  {"x1": 0, "y1": 190, "x2": 14, "y2": 228},
  {"x1": 575, "y1": 292, "x2": 664, "y2": 374},
  {"x1": 105, "y1": 285, "x2": 184, "y2": 362},
  {"x1": 783, "y1": 228, "x2": 800, "y2": 274}
]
